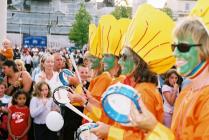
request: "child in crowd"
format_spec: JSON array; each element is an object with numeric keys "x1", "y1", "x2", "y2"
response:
[
  {"x1": 30, "y1": 81, "x2": 59, "y2": 140},
  {"x1": 7, "y1": 89, "x2": 31, "y2": 140},
  {"x1": 162, "y1": 69, "x2": 181, "y2": 127},
  {"x1": 0, "y1": 79, "x2": 11, "y2": 139}
]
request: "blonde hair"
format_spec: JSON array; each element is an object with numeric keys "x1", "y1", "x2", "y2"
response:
[
  {"x1": 40, "y1": 53, "x2": 54, "y2": 71},
  {"x1": 15, "y1": 59, "x2": 26, "y2": 71},
  {"x1": 33, "y1": 81, "x2": 51, "y2": 98},
  {"x1": 173, "y1": 17, "x2": 209, "y2": 61}
]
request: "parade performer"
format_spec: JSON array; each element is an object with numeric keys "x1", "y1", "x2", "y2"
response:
[
  {"x1": 91, "y1": 3, "x2": 175, "y2": 140},
  {"x1": 129, "y1": 0, "x2": 209, "y2": 139}
]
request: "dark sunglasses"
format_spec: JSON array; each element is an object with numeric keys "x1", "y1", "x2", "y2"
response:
[
  {"x1": 171, "y1": 43, "x2": 202, "y2": 53},
  {"x1": 119, "y1": 54, "x2": 128, "y2": 61}
]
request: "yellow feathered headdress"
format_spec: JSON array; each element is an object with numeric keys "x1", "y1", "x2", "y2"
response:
[
  {"x1": 99, "y1": 15, "x2": 131, "y2": 56},
  {"x1": 190, "y1": 0, "x2": 209, "y2": 31},
  {"x1": 88, "y1": 24, "x2": 102, "y2": 58},
  {"x1": 124, "y1": 4, "x2": 175, "y2": 74}
]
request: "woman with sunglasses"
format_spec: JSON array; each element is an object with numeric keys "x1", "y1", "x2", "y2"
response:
[
  {"x1": 90, "y1": 4, "x2": 175, "y2": 139},
  {"x1": 129, "y1": 1, "x2": 209, "y2": 139}
]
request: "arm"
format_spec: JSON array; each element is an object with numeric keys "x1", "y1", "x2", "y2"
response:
[
  {"x1": 30, "y1": 98, "x2": 46, "y2": 118},
  {"x1": 163, "y1": 91, "x2": 177, "y2": 106},
  {"x1": 21, "y1": 71, "x2": 32, "y2": 93}
]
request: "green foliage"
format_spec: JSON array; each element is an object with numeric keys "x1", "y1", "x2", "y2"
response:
[
  {"x1": 111, "y1": 6, "x2": 132, "y2": 19},
  {"x1": 69, "y1": 3, "x2": 92, "y2": 49},
  {"x1": 161, "y1": 7, "x2": 173, "y2": 19}
]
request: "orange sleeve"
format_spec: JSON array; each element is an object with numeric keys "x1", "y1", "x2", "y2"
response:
[
  {"x1": 89, "y1": 72, "x2": 112, "y2": 101},
  {"x1": 136, "y1": 83, "x2": 164, "y2": 122},
  {"x1": 146, "y1": 123, "x2": 175, "y2": 140},
  {"x1": 108, "y1": 125, "x2": 144, "y2": 140}
]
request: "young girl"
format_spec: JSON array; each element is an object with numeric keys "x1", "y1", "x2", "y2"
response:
[
  {"x1": 7, "y1": 89, "x2": 31, "y2": 140},
  {"x1": 30, "y1": 81, "x2": 59, "y2": 140},
  {"x1": 162, "y1": 69, "x2": 181, "y2": 127}
]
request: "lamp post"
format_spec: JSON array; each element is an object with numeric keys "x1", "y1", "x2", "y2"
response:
[{"x1": 0, "y1": 0, "x2": 7, "y2": 46}]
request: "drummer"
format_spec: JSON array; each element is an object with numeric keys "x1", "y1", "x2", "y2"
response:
[
  {"x1": 68, "y1": 16, "x2": 131, "y2": 123},
  {"x1": 90, "y1": 4, "x2": 176, "y2": 139},
  {"x1": 128, "y1": 0, "x2": 209, "y2": 139}
]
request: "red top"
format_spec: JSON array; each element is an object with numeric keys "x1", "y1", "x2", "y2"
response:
[{"x1": 8, "y1": 105, "x2": 29, "y2": 140}]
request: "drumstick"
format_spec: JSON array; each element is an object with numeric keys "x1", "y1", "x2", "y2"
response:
[
  {"x1": 65, "y1": 102, "x2": 93, "y2": 122},
  {"x1": 70, "y1": 54, "x2": 82, "y2": 84}
]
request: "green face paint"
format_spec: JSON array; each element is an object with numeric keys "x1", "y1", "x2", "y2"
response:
[
  {"x1": 173, "y1": 37, "x2": 201, "y2": 76},
  {"x1": 119, "y1": 48, "x2": 135, "y2": 75},
  {"x1": 102, "y1": 54, "x2": 115, "y2": 71},
  {"x1": 89, "y1": 56, "x2": 100, "y2": 69}
]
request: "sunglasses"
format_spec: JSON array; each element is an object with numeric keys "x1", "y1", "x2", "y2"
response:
[{"x1": 171, "y1": 43, "x2": 202, "y2": 53}]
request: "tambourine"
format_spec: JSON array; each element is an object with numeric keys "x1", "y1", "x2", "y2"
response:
[
  {"x1": 46, "y1": 111, "x2": 64, "y2": 132},
  {"x1": 102, "y1": 83, "x2": 141, "y2": 125},
  {"x1": 75, "y1": 123, "x2": 98, "y2": 140},
  {"x1": 59, "y1": 69, "x2": 74, "y2": 86},
  {"x1": 53, "y1": 86, "x2": 94, "y2": 122}
]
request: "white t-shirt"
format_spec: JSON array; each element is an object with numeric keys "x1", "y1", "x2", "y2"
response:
[
  {"x1": 162, "y1": 85, "x2": 178, "y2": 113},
  {"x1": 35, "y1": 72, "x2": 63, "y2": 93}
]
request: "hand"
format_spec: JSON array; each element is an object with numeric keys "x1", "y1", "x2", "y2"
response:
[
  {"x1": 91, "y1": 122, "x2": 110, "y2": 139},
  {"x1": 13, "y1": 81, "x2": 21, "y2": 88},
  {"x1": 173, "y1": 83, "x2": 179, "y2": 90},
  {"x1": 68, "y1": 88, "x2": 86, "y2": 104},
  {"x1": 68, "y1": 76, "x2": 79, "y2": 86},
  {"x1": 39, "y1": 73, "x2": 46, "y2": 81},
  {"x1": 42, "y1": 98, "x2": 47, "y2": 105},
  {"x1": 129, "y1": 99, "x2": 158, "y2": 131}
]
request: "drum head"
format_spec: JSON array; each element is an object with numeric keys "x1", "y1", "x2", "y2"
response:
[
  {"x1": 77, "y1": 123, "x2": 98, "y2": 140},
  {"x1": 59, "y1": 69, "x2": 74, "y2": 86},
  {"x1": 102, "y1": 83, "x2": 140, "y2": 125},
  {"x1": 108, "y1": 94, "x2": 132, "y2": 115},
  {"x1": 46, "y1": 111, "x2": 64, "y2": 132},
  {"x1": 53, "y1": 86, "x2": 70, "y2": 105}
]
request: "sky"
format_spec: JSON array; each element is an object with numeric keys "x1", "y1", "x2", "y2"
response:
[{"x1": 147, "y1": 0, "x2": 167, "y2": 8}]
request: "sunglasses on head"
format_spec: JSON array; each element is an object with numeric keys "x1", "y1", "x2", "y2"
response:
[{"x1": 171, "y1": 43, "x2": 202, "y2": 53}]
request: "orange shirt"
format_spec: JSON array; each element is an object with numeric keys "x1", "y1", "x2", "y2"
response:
[
  {"x1": 88, "y1": 72, "x2": 112, "y2": 101},
  {"x1": 171, "y1": 85, "x2": 209, "y2": 140},
  {"x1": 107, "y1": 82, "x2": 164, "y2": 140}
]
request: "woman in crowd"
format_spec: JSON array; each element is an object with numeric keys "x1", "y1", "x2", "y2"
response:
[
  {"x1": 3, "y1": 60, "x2": 32, "y2": 96},
  {"x1": 162, "y1": 69, "x2": 181, "y2": 127},
  {"x1": 129, "y1": 0, "x2": 209, "y2": 139},
  {"x1": 34, "y1": 54, "x2": 62, "y2": 93},
  {"x1": 15, "y1": 59, "x2": 27, "y2": 72}
]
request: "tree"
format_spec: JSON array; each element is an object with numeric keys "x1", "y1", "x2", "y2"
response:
[
  {"x1": 111, "y1": 6, "x2": 132, "y2": 19},
  {"x1": 69, "y1": 3, "x2": 92, "y2": 49},
  {"x1": 161, "y1": 7, "x2": 173, "y2": 19}
]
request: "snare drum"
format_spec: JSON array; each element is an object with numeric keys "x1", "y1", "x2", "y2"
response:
[
  {"x1": 75, "y1": 123, "x2": 98, "y2": 140},
  {"x1": 102, "y1": 83, "x2": 141, "y2": 125},
  {"x1": 59, "y1": 69, "x2": 74, "y2": 86}
]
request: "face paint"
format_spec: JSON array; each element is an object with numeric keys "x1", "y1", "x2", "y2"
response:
[
  {"x1": 89, "y1": 56, "x2": 100, "y2": 69},
  {"x1": 173, "y1": 37, "x2": 201, "y2": 76},
  {"x1": 102, "y1": 54, "x2": 115, "y2": 71},
  {"x1": 119, "y1": 48, "x2": 135, "y2": 75}
]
